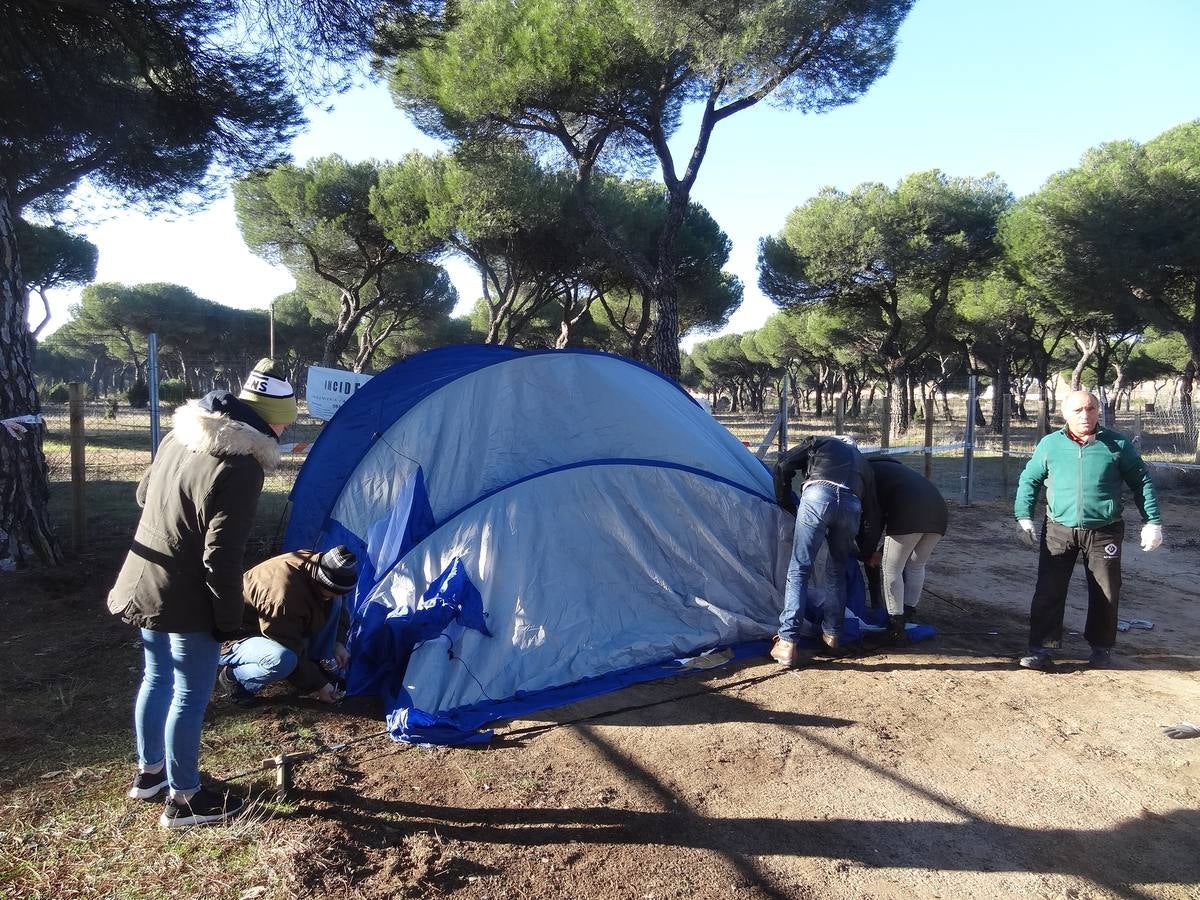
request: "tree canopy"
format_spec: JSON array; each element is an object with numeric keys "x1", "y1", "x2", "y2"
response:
[
  {"x1": 2, "y1": 1, "x2": 435, "y2": 566},
  {"x1": 383, "y1": 0, "x2": 914, "y2": 376},
  {"x1": 1001, "y1": 121, "x2": 1200, "y2": 443},
  {"x1": 372, "y1": 147, "x2": 741, "y2": 351},
  {"x1": 234, "y1": 155, "x2": 454, "y2": 370},
  {"x1": 759, "y1": 169, "x2": 1011, "y2": 428},
  {"x1": 16, "y1": 221, "x2": 98, "y2": 338}
]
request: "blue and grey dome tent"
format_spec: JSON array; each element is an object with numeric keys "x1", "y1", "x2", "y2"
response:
[{"x1": 285, "y1": 346, "x2": 792, "y2": 745}]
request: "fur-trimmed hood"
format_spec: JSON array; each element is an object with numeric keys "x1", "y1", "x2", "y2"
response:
[{"x1": 172, "y1": 401, "x2": 281, "y2": 471}]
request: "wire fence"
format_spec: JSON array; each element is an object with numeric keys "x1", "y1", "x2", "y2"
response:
[
  {"x1": 39, "y1": 400, "x2": 325, "y2": 561},
  {"x1": 37, "y1": 373, "x2": 1200, "y2": 559},
  {"x1": 718, "y1": 376, "x2": 1200, "y2": 504}
]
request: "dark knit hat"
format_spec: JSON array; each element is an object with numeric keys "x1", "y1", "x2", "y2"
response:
[
  {"x1": 315, "y1": 546, "x2": 358, "y2": 594},
  {"x1": 238, "y1": 358, "x2": 297, "y2": 426}
]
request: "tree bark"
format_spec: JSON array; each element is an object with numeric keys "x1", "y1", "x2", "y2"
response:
[
  {"x1": 1180, "y1": 361, "x2": 1197, "y2": 461},
  {"x1": 1069, "y1": 332, "x2": 1097, "y2": 391},
  {"x1": 989, "y1": 356, "x2": 1010, "y2": 435},
  {"x1": 0, "y1": 181, "x2": 63, "y2": 567},
  {"x1": 649, "y1": 188, "x2": 689, "y2": 378}
]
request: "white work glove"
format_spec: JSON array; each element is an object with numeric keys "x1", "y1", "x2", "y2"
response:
[
  {"x1": 1163, "y1": 722, "x2": 1200, "y2": 739},
  {"x1": 305, "y1": 682, "x2": 344, "y2": 704},
  {"x1": 1016, "y1": 518, "x2": 1036, "y2": 549},
  {"x1": 2, "y1": 417, "x2": 28, "y2": 438},
  {"x1": 1141, "y1": 523, "x2": 1163, "y2": 552}
]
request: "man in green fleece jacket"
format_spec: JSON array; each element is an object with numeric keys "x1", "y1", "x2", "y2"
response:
[{"x1": 1014, "y1": 390, "x2": 1163, "y2": 671}]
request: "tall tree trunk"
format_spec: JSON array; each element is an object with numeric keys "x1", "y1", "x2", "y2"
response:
[
  {"x1": 1070, "y1": 332, "x2": 1097, "y2": 391},
  {"x1": 322, "y1": 322, "x2": 355, "y2": 368},
  {"x1": 989, "y1": 357, "x2": 1010, "y2": 435},
  {"x1": 0, "y1": 182, "x2": 62, "y2": 567},
  {"x1": 888, "y1": 369, "x2": 910, "y2": 434},
  {"x1": 1180, "y1": 361, "x2": 1197, "y2": 462},
  {"x1": 650, "y1": 271, "x2": 680, "y2": 378},
  {"x1": 1185, "y1": 281, "x2": 1200, "y2": 461}
]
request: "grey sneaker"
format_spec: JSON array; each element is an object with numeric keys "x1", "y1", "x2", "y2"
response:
[
  {"x1": 159, "y1": 787, "x2": 245, "y2": 828},
  {"x1": 127, "y1": 770, "x2": 168, "y2": 800},
  {"x1": 1018, "y1": 649, "x2": 1054, "y2": 671}
]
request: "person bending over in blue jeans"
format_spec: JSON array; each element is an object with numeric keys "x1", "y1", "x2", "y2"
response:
[
  {"x1": 770, "y1": 436, "x2": 880, "y2": 666},
  {"x1": 107, "y1": 359, "x2": 296, "y2": 828},
  {"x1": 218, "y1": 546, "x2": 358, "y2": 705}
]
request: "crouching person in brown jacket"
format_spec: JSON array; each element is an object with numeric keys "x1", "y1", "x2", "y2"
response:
[{"x1": 218, "y1": 547, "x2": 358, "y2": 705}]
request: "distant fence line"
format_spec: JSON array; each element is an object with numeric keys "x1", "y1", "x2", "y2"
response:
[{"x1": 38, "y1": 373, "x2": 1200, "y2": 558}]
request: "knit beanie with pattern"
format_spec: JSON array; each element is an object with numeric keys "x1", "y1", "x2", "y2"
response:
[
  {"x1": 238, "y1": 358, "x2": 297, "y2": 426},
  {"x1": 315, "y1": 546, "x2": 358, "y2": 595}
]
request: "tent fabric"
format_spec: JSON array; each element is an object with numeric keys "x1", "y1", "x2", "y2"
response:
[
  {"x1": 366, "y1": 465, "x2": 790, "y2": 720},
  {"x1": 284, "y1": 346, "x2": 716, "y2": 550},
  {"x1": 284, "y1": 346, "x2": 794, "y2": 744}
]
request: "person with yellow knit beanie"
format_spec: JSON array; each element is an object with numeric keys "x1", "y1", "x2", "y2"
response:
[{"x1": 238, "y1": 358, "x2": 297, "y2": 428}]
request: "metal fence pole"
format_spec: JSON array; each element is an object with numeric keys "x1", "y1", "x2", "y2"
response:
[
  {"x1": 1001, "y1": 393, "x2": 1011, "y2": 496},
  {"x1": 923, "y1": 398, "x2": 934, "y2": 478},
  {"x1": 960, "y1": 376, "x2": 977, "y2": 507},
  {"x1": 69, "y1": 382, "x2": 87, "y2": 554},
  {"x1": 148, "y1": 332, "x2": 161, "y2": 457},
  {"x1": 834, "y1": 395, "x2": 845, "y2": 435},
  {"x1": 880, "y1": 396, "x2": 891, "y2": 450}
]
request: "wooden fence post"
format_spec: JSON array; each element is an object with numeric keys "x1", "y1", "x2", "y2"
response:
[
  {"x1": 834, "y1": 396, "x2": 845, "y2": 435},
  {"x1": 69, "y1": 382, "x2": 86, "y2": 554},
  {"x1": 880, "y1": 396, "x2": 891, "y2": 450}
]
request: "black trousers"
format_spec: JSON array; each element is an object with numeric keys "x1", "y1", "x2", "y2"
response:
[{"x1": 1028, "y1": 518, "x2": 1124, "y2": 650}]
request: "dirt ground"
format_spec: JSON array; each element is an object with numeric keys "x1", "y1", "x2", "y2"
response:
[{"x1": 2, "y1": 495, "x2": 1198, "y2": 899}]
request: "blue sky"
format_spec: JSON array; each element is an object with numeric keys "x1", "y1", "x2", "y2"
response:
[{"x1": 42, "y1": 0, "x2": 1200, "y2": 351}]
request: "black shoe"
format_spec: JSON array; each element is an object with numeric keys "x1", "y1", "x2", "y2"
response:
[
  {"x1": 1018, "y1": 649, "x2": 1054, "y2": 671},
  {"x1": 886, "y1": 614, "x2": 910, "y2": 645},
  {"x1": 218, "y1": 666, "x2": 257, "y2": 707},
  {"x1": 817, "y1": 632, "x2": 848, "y2": 657},
  {"x1": 127, "y1": 770, "x2": 168, "y2": 801},
  {"x1": 159, "y1": 787, "x2": 246, "y2": 829},
  {"x1": 1088, "y1": 646, "x2": 1114, "y2": 668},
  {"x1": 903, "y1": 605, "x2": 918, "y2": 623}
]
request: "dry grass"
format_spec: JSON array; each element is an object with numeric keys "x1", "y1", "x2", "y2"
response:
[{"x1": 0, "y1": 704, "x2": 343, "y2": 900}]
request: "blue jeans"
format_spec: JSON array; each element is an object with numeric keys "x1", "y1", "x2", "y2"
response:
[
  {"x1": 135, "y1": 629, "x2": 220, "y2": 793},
  {"x1": 220, "y1": 637, "x2": 298, "y2": 694},
  {"x1": 779, "y1": 484, "x2": 862, "y2": 641}
]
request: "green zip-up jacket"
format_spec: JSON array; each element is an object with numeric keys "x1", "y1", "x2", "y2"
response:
[{"x1": 1014, "y1": 425, "x2": 1161, "y2": 528}]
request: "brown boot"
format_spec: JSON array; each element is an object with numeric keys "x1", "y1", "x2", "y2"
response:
[{"x1": 769, "y1": 635, "x2": 798, "y2": 667}]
